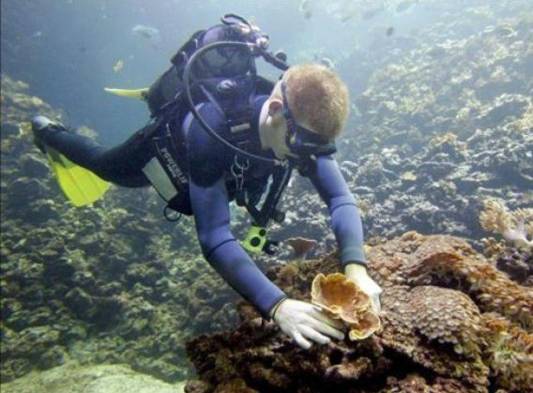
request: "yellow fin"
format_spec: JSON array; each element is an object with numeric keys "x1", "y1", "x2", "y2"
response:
[
  {"x1": 104, "y1": 87, "x2": 149, "y2": 100},
  {"x1": 46, "y1": 148, "x2": 110, "y2": 207}
]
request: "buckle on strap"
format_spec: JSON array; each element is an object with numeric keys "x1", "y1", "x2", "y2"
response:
[{"x1": 230, "y1": 155, "x2": 250, "y2": 192}]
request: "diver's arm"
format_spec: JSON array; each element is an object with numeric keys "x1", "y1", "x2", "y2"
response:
[
  {"x1": 189, "y1": 177, "x2": 346, "y2": 343},
  {"x1": 307, "y1": 155, "x2": 366, "y2": 267},
  {"x1": 307, "y1": 155, "x2": 382, "y2": 312},
  {"x1": 184, "y1": 103, "x2": 286, "y2": 317},
  {"x1": 189, "y1": 177, "x2": 287, "y2": 318}
]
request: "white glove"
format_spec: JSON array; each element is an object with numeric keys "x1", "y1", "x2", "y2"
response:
[
  {"x1": 271, "y1": 298, "x2": 345, "y2": 350},
  {"x1": 345, "y1": 263, "x2": 382, "y2": 313}
]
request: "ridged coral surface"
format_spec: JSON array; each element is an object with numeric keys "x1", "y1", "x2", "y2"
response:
[{"x1": 186, "y1": 234, "x2": 533, "y2": 393}]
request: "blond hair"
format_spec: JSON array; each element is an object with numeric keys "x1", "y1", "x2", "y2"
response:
[{"x1": 281, "y1": 64, "x2": 350, "y2": 140}]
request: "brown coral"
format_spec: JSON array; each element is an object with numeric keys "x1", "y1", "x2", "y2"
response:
[
  {"x1": 480, "y1": 313, "x2": 533, "y2": 392},
  {"x1": 286, "y1": 237, "x2": 318, "y2": 259},
  {"x1": 369, "y1": 233, "x2": 533, "y2": 330},
  {"x1": 379, "y1": 285, "x2": 489, "y2": 392},
  {"x1": 409, "y1": 286, "x2": 483, "y2": 357},
  {"x1": 311, "y1": 273, "x2": 381, "y2": 340},
  {"x1": 187, "y1": 233, "x2": 532, "y2": 393},
  {"x1": 311, "y1": 273, "x2": 370, "y2": 320}
]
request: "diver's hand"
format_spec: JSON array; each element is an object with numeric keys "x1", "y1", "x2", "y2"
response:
[
  {"x1": 345, "y1": 263, "x2": 382, "y2": 313},
  {"x1": 270, "y1": 298, "x2": 345, "y2": 349}
]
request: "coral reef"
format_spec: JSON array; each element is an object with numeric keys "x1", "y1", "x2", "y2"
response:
[
  {"x1": 479, "y1": 199, "x2": 533, "y2": 249},
  {"x1": 186, "y1": 234, "x2": 533, "y2": 393},
  {"x1": 285, "y1": 237, "x2": 318, "y2": 260},
  {"x1": 371, "y1": 232, "x2": 532, "y2": 329},
  {"x1": 1, "y1": 75, "x2": 239, "y2": 383},
  {"x1": 271, "y1": 12, "x2": 532, "y2": 255},
  {"x1": 480, "y1": 313, "x2": 533, "y2": 392}
]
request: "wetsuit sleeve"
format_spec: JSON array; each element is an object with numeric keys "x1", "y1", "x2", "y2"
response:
[
  {"x1": 306, "y1": 155, "x2": 366, "y2": 266},
  {"x1": 186, "y1": 109, "x2": 286, "y2": 318}
]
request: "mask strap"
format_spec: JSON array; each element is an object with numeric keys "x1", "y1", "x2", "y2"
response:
[{"x1": 280, "y1": 82, "x2": 297, "y2": 147}]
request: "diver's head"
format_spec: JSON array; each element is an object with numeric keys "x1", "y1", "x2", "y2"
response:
[{"x1": 260, "y1": 64, "x2": 350, "y2": 160}]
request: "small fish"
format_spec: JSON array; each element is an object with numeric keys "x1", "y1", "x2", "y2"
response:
[
  {"x1": 319, "y1": 57, "x2": 335, "y2": 69},
  {"x1": 32, "y1": 31, "x2": 43, "y2": 38},
  {"x1": 299, "y1": 0, "x2": 312, "y2": 19},
  {"x1": 113, "y1": 59, "x2": 124, "y2": 73},
  {"x1": 362, "y1": 6, "x2": 384, "y2": 20},
  {"x1": 396, "y1": 0, "x2": 418, "y2": 13},
  {"x1": 340, "y1": 12, "x2": 357, "y2": 23},
  {"x1": 132, "y1": 24, "x2": 160, "y2": 41},
  {"x1": 386, "y1": 27, "x2": 395, "y2": 37},
  {"x1": 496, "y1": 26, "x2": 516, "y2": 38}
]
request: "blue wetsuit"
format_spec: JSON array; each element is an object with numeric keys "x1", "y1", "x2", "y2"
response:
[{"x1": 36, "y1": 95, "x2": 366, "y2": 318}]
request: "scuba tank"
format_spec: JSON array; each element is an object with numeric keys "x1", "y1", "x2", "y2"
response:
[{"x1": 145, "y1": 14, "x2": 283, "y2": 117}]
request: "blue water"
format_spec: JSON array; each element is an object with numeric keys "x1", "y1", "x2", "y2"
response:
[{"x1": 0, "y1": 0, "x2": 476, "y2": 145}]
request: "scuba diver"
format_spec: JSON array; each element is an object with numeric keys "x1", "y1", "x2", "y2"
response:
[{"x1": 32, "y1": 14, "x2": 382, "y2": 350}]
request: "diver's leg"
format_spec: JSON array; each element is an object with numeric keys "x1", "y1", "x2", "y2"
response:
[{"x1": 32, "y1": 116, "x2": 150, "y2": 187}]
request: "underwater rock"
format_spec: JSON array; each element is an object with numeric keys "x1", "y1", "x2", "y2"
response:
[
  {"x1": 65, "y1": 287, "x2": 95, "y2": 320},
  {"x1": 3, "y1": 326, "x2": 62, "y2": 359},
  {"x1": 7, "y1": 177, "x2": 49, "y2": 206},
  {"x1": 0, "y1": 74, "x2": 237, "y2": 383},
  {"x1": 481, "y1": 312, "x2": 533, "y2": 392},
  {"x1": 20, "y1": 154, "x2": 50, "y2": 178},
  {"x1": 38, "y1": 345, "x2": 67, "y2": 369},
  {"x1": 0, "y1": 359, "x2": 32, "y2": 384},
  {"x1": 496, "y1": 248, "x2": 532, "y2": 285},
  {"x1": 43, "y1": 255, "x2": 77, "y2": 282},
  {"x1": 477, "y1": 94, "x2": 529, "y2": 128},
  {"x1": 186, "y1": 233, "x2": 532, "y2": 393},
  {"x1": 183, "y1": 380, "x2": 211, "y2": 393},
  {"x1": 378, "y1": 233, "x2": 532, "y2": 329},
  {"x1": 1, "y1": 363, "x2": 186, "y2": 393}
]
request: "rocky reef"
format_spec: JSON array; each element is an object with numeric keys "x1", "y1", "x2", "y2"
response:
[
  {"x1": 185, "y1": 234, "x2": 532, "y2": 393},
  {"x1": 1, "y1": 363, "x2": 186, "y2": 393},
  {"x1": 273, "y1": 10, "x2": 532, "y2": 256},
  {"x1": 0, "y1": 75, "x2": 240, "y2": 383}
]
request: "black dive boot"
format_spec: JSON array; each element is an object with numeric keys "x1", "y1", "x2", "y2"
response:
[{"x1": 31, "y1": 116, "x2": 67, "y2": 153}]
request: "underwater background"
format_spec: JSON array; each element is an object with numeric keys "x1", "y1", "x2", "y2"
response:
[{"x1": 1, "y1": 0, "x2": 531, "y2": 392}]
